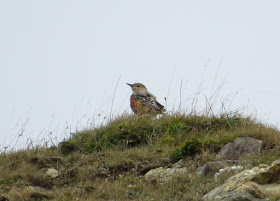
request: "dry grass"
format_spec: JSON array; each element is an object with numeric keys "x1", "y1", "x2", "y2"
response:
[{"x1": 0, "y1": 113, "x2": 280, "y2": 200}]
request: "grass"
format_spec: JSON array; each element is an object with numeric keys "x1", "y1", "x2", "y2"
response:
[{"x1": 1, "y1": 113, "x2": 280, "y2": 200}]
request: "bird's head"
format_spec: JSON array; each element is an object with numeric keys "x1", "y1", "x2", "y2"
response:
[{"x1": 127, "y1": 83, "x2": 148, "y2": 93}]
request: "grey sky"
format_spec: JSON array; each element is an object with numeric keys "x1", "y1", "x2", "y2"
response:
[{"x1": 1, "y1": 1, "x2": 280, "y2": 150}]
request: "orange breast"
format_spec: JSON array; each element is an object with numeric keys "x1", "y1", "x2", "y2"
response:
[{"x1": 130, "y1": 95, "x2": 155, "y2": 114}]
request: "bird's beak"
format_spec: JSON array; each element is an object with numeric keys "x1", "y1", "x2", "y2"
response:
[{"x1": 126, "y1": 83, "x2": 132, "y2": 87}]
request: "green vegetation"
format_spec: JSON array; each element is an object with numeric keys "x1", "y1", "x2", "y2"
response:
[
  {"x1": 60, "y1": 115, "x2": 246, "y2": 155},
  {"x1": 1, "y1": 113, "x2": 280, "y2": 200}
]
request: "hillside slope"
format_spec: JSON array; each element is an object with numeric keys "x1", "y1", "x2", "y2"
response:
[{"x1": 1, "y1": 114, "x2": 280, "y2": 200}]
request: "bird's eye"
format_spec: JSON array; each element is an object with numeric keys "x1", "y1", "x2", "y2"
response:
[{"x1": 136, "y1": 85, "x2": 140, "y2": 87}]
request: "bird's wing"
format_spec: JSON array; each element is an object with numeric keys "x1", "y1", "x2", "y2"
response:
[{"x1": 133, "y1": 93, "x2": 164, "y2": 111}]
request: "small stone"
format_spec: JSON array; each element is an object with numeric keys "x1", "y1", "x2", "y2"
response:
[
  {"x1": 145, "y1": 167, "x2": 188, "y2": 182},
  {"x1": 46, "y1": 168, "x2": 59, "y2": 178}
]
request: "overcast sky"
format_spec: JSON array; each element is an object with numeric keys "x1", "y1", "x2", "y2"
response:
[{"x1": 1, "y1": 1, "x2": 280, "y2": 151}]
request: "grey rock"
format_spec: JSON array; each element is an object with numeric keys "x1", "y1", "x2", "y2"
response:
[
  {"x1": 145, "y1": 167, "x2": 188, "y2": 182},
  {"x1": 217, "y1": 137, "x2": 264, "y2": 160},
  {"x1": 202, "y1": 160, "x2": 280, "y2": 201},
  {"x1": 171, "y1": 159, "x2": 183, "y2": 168},
  {"x1": 211, "y1": 191, "x2": 268, "y2": 201},
  {"x1": 214, "y1": 165, "x2": 243, "y2": 181},
  {"x1": 196, "y1": 160, "x2": 240, "y2": 177}
]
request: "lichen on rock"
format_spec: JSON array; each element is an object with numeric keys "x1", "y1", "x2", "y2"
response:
[{"x1": 203, "y1": 160, "x2": 280, "y2": 201}]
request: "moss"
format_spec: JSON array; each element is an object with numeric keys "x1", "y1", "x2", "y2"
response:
[
  {"x1": 170, "y1": 139, "x2": 203, "y2": 162},
  {"x1": 159, "y1": 136, "x2": 175, "y2": 145},
  {"x1": 166, "y1": 120, "x2": 190, "y2": 135},
  {"x1": 59, "y1": 141, "x2": 79, "y2": 155},
  {"x1": 170, "y1": 135, "x2": 237, "y2": 162}
]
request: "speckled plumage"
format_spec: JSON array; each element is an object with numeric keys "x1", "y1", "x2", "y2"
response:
[{"x1": 127, "y1": 83, "x2": 165, "y2": 114}]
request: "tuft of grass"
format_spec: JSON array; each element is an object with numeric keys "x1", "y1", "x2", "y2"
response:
[
  {"x1": 170, "y1": 135, "x2": 236, "y2": 162},
  {"x1": 59, "y1": 114, "x2": 248, "y2": 156}
]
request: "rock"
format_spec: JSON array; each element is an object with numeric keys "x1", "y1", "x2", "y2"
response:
[
  {"x1": 6, "y1": 186, "x2": 53, "y2": 201},
  {"x1": 196, "y1": 160, "x2": 240, "y2": 177},
  {"x1": 171, "y1": 159, "x2": 183, "y2": 168},
  {"x1": 217, "y1": 137, "x2": 264, "y2": 160},
  {"x1": 202, "y1": 160, "x2": 280, "y2": 201},
  {"x1": 210, "y1": 191, "x2": 267, "y2": 201},
  {"x1": 145, "y1": 167, "x2": 188, "y2": 182},
  {"x1": 214, "y1": 165, "x2": 243, "y2": 181},
  {"x1": 46, "y1": 168, "x2": 59, "y2": 178}
]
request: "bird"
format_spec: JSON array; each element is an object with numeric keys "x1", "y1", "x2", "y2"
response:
[{"x1": 127, "y1": 83, "x2": 165, "y2": 114}]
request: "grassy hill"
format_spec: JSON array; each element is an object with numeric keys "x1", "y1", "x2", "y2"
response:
[{"x1": 1, "y1": 113, "x2": 280, "y2": 200}]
